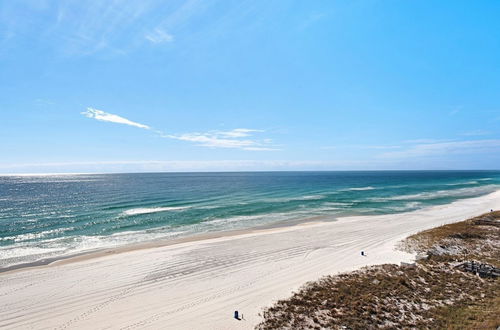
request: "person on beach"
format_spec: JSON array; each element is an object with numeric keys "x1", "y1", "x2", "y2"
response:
[{"x1": 361, "y1": 251, "x2": 364, "y2": 256}]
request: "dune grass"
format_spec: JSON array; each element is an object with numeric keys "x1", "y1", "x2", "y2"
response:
[{"x1": 257, "y1": 212, "x2": 500, "y2": 329}]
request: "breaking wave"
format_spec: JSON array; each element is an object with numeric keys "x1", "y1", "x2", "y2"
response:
[
  {"x1": 342, "y1": 186, "x2": 376, "y2": 191},
  {"x1": 369, "y1": 185, "x2": 498, "y2": 202},
  {"x1": 121, "y1": 206, "x2": 190, "y2": 216}
]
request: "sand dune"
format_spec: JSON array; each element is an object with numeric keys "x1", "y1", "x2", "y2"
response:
[{"x1": 1, "y1": 190, "x2": 499, "y2": 329}]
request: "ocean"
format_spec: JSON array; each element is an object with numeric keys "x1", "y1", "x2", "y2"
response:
[{"x1": 1, "y1": 171, "x2": 499, "y2": 269}]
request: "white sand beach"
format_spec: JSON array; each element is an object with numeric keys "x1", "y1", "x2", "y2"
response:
[{"x1": 1, "y1": 190, "x2": 499, "y2": 330}]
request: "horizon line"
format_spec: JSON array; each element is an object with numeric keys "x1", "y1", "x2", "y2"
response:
[{"x1": 1, "y1": 169, "x2": 499, "y2": 176}]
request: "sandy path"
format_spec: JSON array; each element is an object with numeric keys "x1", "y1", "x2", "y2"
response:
[{"x1": 1, "y1": 190, "x2": 499, "y2": 329}]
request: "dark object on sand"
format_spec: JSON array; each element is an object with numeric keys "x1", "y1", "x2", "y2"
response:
[
  {"x1": 234, "y1": 310, "x2": 239, "y2": 320},
  {"x1": 456, "y1": 261, "x2": 500, "y2": 278},
  {"x1": 361, "y1": 251, "x2": 364, "y2": 256}
]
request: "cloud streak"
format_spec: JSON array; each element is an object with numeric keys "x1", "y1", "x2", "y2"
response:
[
  {"x1": 145, "y1": 28, "x2": 174, "y2": 44},
  {"x1": 166, "y1": 129, "x2": 275, "y2": 150},
  {"x1": 0, "y1": 1, "x2": 193, "y2": 56},
  {"x1": 82, "y1": 108, "x2": 150, "y2": 129},
  {"x1": 82, "y1": 108, "x2": 275, "y2": 151}
]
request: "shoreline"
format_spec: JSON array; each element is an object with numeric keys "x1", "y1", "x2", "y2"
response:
[
  {"x1": 2, "y1": 191, "x2": 497, "y2": 275},
  {"x1": 1, "y1": 190, "x2": 499, "y2": 329},
  {"x1": 0, "y1": 216, "x2": 330, "y2": 275}
]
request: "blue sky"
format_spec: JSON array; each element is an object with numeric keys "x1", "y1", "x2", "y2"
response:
[{"x1": 1, "y1": 0, "x2": 499, "y2": 173}]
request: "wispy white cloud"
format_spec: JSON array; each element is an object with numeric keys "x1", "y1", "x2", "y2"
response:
[
  {"x1": 166, "y1": 129, "x2": 276, "y2": 150},
  {"x1": 145, "y1": 28, "x2": 174, "y2": 44},
  {"x1": 81, "y1": 108, "x2": 150, "y2": 129},
  {"x1": 48, "y1": 2, "x2": 159, "y2": 55},
  {"x1": 215, "y1": 128, "x2": 262, "y2": 138},
  {"x1": 0, "y1": 1, "x2": 273, "y2": 56},
  {"x1": 379, "y1": 139, "x2": 500, "y2": 159},
  {"x1": 82, "y1": 108, "x2": 275, "y2": 151},
  {"x1": 0, "y1": 1, "x2": 189, "y2": 56}
]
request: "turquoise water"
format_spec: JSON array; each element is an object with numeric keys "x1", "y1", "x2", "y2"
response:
[{"x1": 1, "y1": 171, "x2": 499, "y2": 268}]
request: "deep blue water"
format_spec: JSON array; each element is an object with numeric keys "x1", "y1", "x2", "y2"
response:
[{"x1": 1, "y1": 171, "x2": 499, "y2": 268}]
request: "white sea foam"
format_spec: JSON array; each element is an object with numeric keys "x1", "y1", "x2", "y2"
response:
[
  {"x1": 265, "y1": 195, "x2": 326, "y2": 203},
  {"x1": 342, "y1": 186, "x2": 376, "y2": 191},
  {"x1": 0, "y1": 246, "x2": 66, "y2": 259},
  {"x1": 300, "y1": 195, "x2": 326, "y2": 200},
  {"x1": 307, "y1": 206, "x2": 343, "y2": 212},
  {"x1": 445, "y1": 181, "x2": 478, "y2": 186},
  {"x1": 322, "y1": 202, "x2": 354, "y2": 207},
  {"x1": 198, "y1": 205, "x2": 220, "y2": 210},
  {"x1": 369, "y1": 185, "x2": 498, "y2": 202},
  {"x1": 70, "y1": 231, "x2": 187, "y2": 252},
  {"x1": 385, "y1": 202, "x2": 422, "y2": 212},
  {"x1": 0, "y1": 227, "x2": 74, "y2": 242},
  {"x1": 122, "y1": 206, "x2": 189, "y2": 216},
  {"x1": 206, "y1": 214, "x2": 265, "y2": 225},
  {"x1": 204, "y1": 210, "x2": 313, "y2": 227}
]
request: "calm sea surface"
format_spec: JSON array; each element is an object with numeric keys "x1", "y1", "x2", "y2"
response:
[{"x1": 1, "y1": 171, "x2": 499, "y2": 268}]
